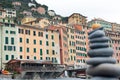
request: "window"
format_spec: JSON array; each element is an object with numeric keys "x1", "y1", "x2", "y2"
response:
[
  {"x1": 11, "y1": 24, "x2": 15, "y2": 27},
  {"x1": 38, "y1": 32, "x2": 43, "y2": 37},
  {"x1": 11, "y1": 37, "x2": 14, "y2": 45},
  {"x1": 26, "y1": 38, "x2": 29, "y2": 43},
  {"x1": 34, "y1": 56, "x2": 36, "y2": 60},
  {"x1": 20, "y1": 47, "x2": 22, "y2": 52},
  {"x1": 27, "y1": 48, "x2": 29, "y2": 53},
  {"x1": 40, "y1": 57, "x2": 42, "y2": 60},
  {"x1": 52, "y1": 50, "x2": 55, "y2": 55},
  {"x1": 34, "y1": 48, "x2": 36, "y2": 53},
  {"x1": 33, "y1": 39, "x2": 36, "y2": 44},
  {"x1": 10, "y1": 31, "x2": 16, "y2": 34},
  {"x1": 71, "y1": 56, "x2": 73, "y2": 61},
  {"x1": 40, "y1": 40, "x2": 42, "y2": 45},
  {"x1": 51, "y1": 35, "x2": 54, "y2": 39},
  {"x1": 46, "y1": 34, "x2": 48, "y2": 39},
  {"x1": 20, "y1": 38, "x2": 22, "y2": 43},
  {"x1": 6, "y1": 55, "x2": 9, "y2": 60},
  {"x1": 8, "y1": 46, "x2": 12, "y2": 51},
  {"x1": 40, "y1": 49, "x2": 42, "y2": 55},
  {"x1": 18, "y1": 29, "x2": 24, "y2": 34},
  {"x1": 8, "y1": 20, "x2": 10, "y2": 23},
  {"x1": 25, "y1": 30, "x2": 30, "y2": 35},
  {"x1": 33, "y1": 31, "x2": 36, "y2": 36},
  {"x1": 3, "y1": 19, "x2": 5, "y2": 22},
  {"x1": 52, "y1": 42, "x2": 55, "y2": 46},
  {"x1": 4, "y1": 46, "x2": 7, "y2": 50},
  {"x1": 14, "y1": 46, "x2": 16, "y2": 51},
  {"x1": 46, "y1": 50, "x2": 49, "y2": 54},
  {"x1": 11, "y1": 55, "x2": 14, "y2": 59},
  {"x1": 5, "y1": 37, "x2": 8, "y2": 44},
  {"x1": 0, "y1": 12, "x2": 2, "y2": 15},
  {"x1": 20, "y1": 55, "x2": 22, "y2": 59},
  {"x1": 6, "y1": 30, "x2": 8, "y2": 33},
  {"x1": 27, "y1": 56, "x2": 29, "y2": 59},
  {"x1": 46, "y1": 41, "x2": 49, "y2": 46}
]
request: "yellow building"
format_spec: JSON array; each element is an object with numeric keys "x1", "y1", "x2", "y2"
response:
[
  {"x1": 24, "y1": 18, "x2": 50, "y2": 28},
  {"x1": 17, "y1": 25, "x2": 60, "y2": 64},
  {"x1": 68, "y1": 13, "x2": 87, "y2": 27},
  {"x1": 21, "y1": 16, "x2": 36, "y2": 24}
]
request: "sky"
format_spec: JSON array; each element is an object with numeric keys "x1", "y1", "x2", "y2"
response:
[{"x1": 36, "y1": 0, "x2": 120, "y2": 23}]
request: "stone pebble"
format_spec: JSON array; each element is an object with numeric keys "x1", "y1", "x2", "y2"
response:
[
  {"x1": 88, "y1": 30, "x2": 105, "y2": 39},
  {"x1": 89, "y1": 37, "x2": 110, "y2": 43},
  {"x1": 90, "y1": 43, "x2": 109, "y2": 49},
  {"x1": 86, "y1": 57, "x2": 116, "y2": 65},
  {"x1": 86, "y1": 63, "x2": 120, "y2": 77},
  {"x1": 90, "y1": 77, "x2": 119, "y2": 80},
  {"x1": 88, "y1": 48, "x2": 114, "y2": 57}
]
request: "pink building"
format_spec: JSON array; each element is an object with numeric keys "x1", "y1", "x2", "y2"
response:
[
  {"x1": 105, "y1": 30, "x2": 120, "y2": 64},
  {"x1": 21, "y1": 11, "x2": 32, "y2": 16},
  {"x1": 49, "y1": 26, "x2": 69, "y2": 65},
  {"x1": 74, "y1": 25, "x2": 88, "y2": 67},
  {"x1": 37, "y1": 7, "x2": 46, "y2": 14},
  {"x1": 12, "y1": 2, "x2": 21, "y2": 6}
]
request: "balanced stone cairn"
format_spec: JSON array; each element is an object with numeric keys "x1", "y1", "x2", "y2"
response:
[{"x1": 86, "y1": 24, "x2": 120, "y2": 80}]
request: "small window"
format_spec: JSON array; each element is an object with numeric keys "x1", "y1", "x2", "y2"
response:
[
  {"x1": 27, "y1": 56, "x2": 29, "y2": 59},
  {"x1": 11, "y1": 55, "x2": 14, "y2": 59},
  {"x1": 11, "y1": 38, "x2": 14, "y2": 45},
  {"x1": 33, "y1": 40, "x2": 36, "y2": 44},
  {"x1": 6, "y1": 55, "x2": 9, "y2": 60},
  {"x1": 20, "y1": 55, "x2": 22, "y2": 59},
  {"x1": 33, "y1": 31, "x2": 36, "y2": 36},
  {"x1": 20, "y1": 38, "x2": 22, "y2": 43},
  {"x1": 40, "y1": 40, "x2": 42, "y2": 45},
  {"x1": 34, "y1": 56, "x2": 36, "y2": 60},
  {"x1": 40, "y1": 49, "x2": 42, "y2": 55},
  {"x1": 34, "y1": 48, "x2": 36, "y2": 53},
  {"x1": 5, "y1": 37, "x2": 8, "y2": 44},
  {"x1": 20, "y1": 47, "x2": 22, "y2": 52}
]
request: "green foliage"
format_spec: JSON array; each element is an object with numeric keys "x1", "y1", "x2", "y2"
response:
[{"x1": 1, "y1": 1, "x2": 13, "y2": 8}]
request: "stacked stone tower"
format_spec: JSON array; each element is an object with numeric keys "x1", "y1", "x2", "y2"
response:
[{"x1": 86, "y1": 24, "x2": 120, "y2": 80}]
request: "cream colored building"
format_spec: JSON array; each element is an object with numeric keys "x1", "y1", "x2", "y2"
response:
[{"x1": 111, "y1": 23, "x2": 120, "y2": 32}]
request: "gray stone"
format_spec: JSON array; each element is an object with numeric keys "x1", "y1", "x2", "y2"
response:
[
  {"x1": 88, "y1": 27, "x2": 104, "y2": 35},
  {"x1": 90, "y1": 43, "x2": 109, "y2": 49},
  {"x1": 90, "y1": 77, "x2": 119, "y2": 80},
  {"x1": 86, "y1": 64, "x2": 120, "y2": 77},
  {"x1": 88, "y1": 30, "x2": 105, "y2": 39},
  {"x1": 88, "y1": 48, "x2": 114, "y2": 57},
  {"x1": 86, "y1": 57, "x2": 116, "y2": 65},
  {"x1": 89, "y1": 37, "x2": 110, "y2": 43}
]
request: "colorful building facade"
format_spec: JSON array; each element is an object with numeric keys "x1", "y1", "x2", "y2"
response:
[
  {"x1": 4, "y1": 8, "x2": 16, "y2": 18},
  {"x1": 68, "y1": 13, "x2": 87, "y2": 27},
  {"x1": 105, "y1": 30, "x2": 120, "y2": 64},
  {"x1": 111, "y1": 23, "x2": 120, "y2": 32},
  {"x1": 0, "y1": 18, "x2": 17, "y2": 69},
  {"x1": 17, "y1": 25, "x2": 60, "y2": 64},
  {"x1": 88, "y1": 18, "x2": 112, "y2": 30}
]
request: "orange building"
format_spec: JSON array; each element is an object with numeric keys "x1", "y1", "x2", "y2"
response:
[
  {"x1": 68, "y1": 13, "x2": 87, "y2": 27},
  {"x1": 17, "y1": 25, "x2": 60, "y2": 64}
]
